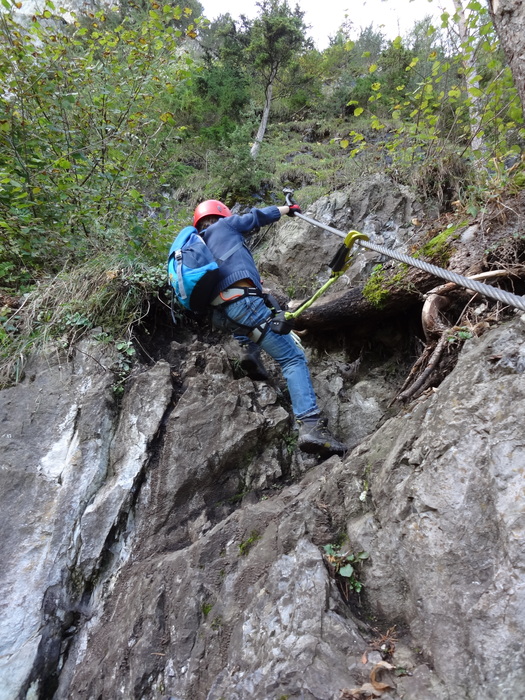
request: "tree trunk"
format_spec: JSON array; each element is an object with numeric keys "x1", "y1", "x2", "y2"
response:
[
  {"x1": 488, "y1": 0, "x2": 525, "y2": 112},
  {"x1": 293, "y1": 268, "x2": 443, "y2": 333},
  {"x1": 250, "y1": 78, "x2": 274, "y2": 159}
]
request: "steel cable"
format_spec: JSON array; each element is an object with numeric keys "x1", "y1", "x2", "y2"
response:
[{"x1": 295, "y1": 212, "x2": 525, "y2": 313}]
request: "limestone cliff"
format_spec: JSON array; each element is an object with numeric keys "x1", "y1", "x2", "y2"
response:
[{"x1": 2, "y1": 182, "x2": 525, "y2": 700}]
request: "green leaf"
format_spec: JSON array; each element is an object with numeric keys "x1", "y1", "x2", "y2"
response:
[
  {"x1": 354, "y1": 107, "x2": 364, "y2": 117},
  {"x1": 322, "y1": 544, "x2": 338, "y2": 556},
  {"x1": 159, "y1": 112, "x2": 175, "y2": 124},
  {"x1": 338, "y1": 564, "x2": 354, "y2": 578}
]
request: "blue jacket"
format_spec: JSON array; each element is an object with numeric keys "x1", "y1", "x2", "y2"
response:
[{"x1": 201, "y1": 206, "x2": 281, "y2": 299}]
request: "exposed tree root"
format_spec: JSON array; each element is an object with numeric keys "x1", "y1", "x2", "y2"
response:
[
  {"x1": 396, "y1": 331, "x2": 449, "y2": 403},
  {"x1": 393, "y1": 270, "x2": 516, "y2": 404}
]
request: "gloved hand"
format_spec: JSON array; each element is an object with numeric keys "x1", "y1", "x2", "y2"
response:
[{"x1": 287, "y1": 203, "x2": 302, "y2": 217}]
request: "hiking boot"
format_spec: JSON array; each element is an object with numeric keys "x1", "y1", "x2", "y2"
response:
[
  {"x1": 240, "y1": 342, "x2": 269, "y2": 381},
  {"x1": 297, "y1": 417, "x2": 347, "y2": 457}
]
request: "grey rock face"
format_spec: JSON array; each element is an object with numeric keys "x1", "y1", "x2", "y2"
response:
[
  {"x1": 258, "y1": 175, "x2": 417, "y2": 298},
  {"x1": 1, "y1": 315, "x2": 525, "y2": 700},
  {"x1": 0, "y1": 339, "x2": 172, "y2": 700},
  {"x1": 347, "y1": 316, "x2": 525, "y2": 699}
]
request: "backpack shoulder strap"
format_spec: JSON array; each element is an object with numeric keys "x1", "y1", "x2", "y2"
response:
[
  {"x1": 216, "y1": 240, "x2": 244, "y2": 264},
  {"x1": 174, "y1": 248, "x2": 187, "y2": 301}
]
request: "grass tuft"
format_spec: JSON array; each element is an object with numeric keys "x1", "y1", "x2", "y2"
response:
[{"x1": 0, "y1": 253, "x2": 166, "y2": 388}]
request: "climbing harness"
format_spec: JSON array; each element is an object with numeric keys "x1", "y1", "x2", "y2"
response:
[
  {"x1": 282, "y1": 187, "x2": 525, "y2": 317},
  {"x1": 211, "y1": 285, "x2": 284, "y2": 343}
]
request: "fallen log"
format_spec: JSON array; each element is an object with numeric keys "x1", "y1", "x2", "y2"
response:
[
  {"x1": 293, "y1": 268, "x2": 442, "y2": 333},
  {"x1": 293, "y1": 264, "x2": 522, "y2": 334}
]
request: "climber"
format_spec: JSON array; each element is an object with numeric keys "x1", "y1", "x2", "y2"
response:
[{"x1": 192, "y1": 198, "x2": 347, "y2": 458}]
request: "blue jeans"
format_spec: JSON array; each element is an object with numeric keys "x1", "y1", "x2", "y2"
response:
[{"x1": 211, "y1": 296, "x2": 319, "y2": 419}]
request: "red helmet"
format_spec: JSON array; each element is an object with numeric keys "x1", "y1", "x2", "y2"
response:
[{"x1": 193, "y1": 200, "x2": 232, "y2": 228}]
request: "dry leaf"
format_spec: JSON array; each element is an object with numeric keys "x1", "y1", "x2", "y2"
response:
[
  {"x1": 340, "y1": 660, "x2": 397, "y2": 699},
  {"x1": 360, "y1": 682, "x2": 385, "y2": 696},
  {"x1": 370, "y1": 661, "x2": 396, "y2": 692},
  {"x1": 339, "y1": 690, "x2": 361, "y2": 699}
]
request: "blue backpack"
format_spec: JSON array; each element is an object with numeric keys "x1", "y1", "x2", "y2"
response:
[{"x1": 167, "y1": 226, "x2": 243, "y2": 314}]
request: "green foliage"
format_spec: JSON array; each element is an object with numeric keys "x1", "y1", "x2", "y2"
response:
[
  {"x1": 1, "y1": 0, "x2": 524, "y2": 384},
  {"x1": 338, "y1": 3, "x2": 524, "y2": 209},
  {"x1": 284, "y1": 431, "x2": 298, "y2": 455},
  {"x1": 196, "y1": 64, "x2": 250, "y2": 123},
  {"x1": 319, "y1": 25, "x2": 386, "y2": 117},
  {"x1": 238, "y1": 530, "x2": 260, "y2": 556},
  {"x1": 206, "y1": 123, "x2": 272, "y2": 200},
  {"x1": 201, "y1": 601, "x2": 214, "y2": 617},
  {"x1": 227, "y1": 0, "x2": 312, "y2": 156},
  {"x1": 0, "y1": 0, "x2": 201, "y2": 288},
  {"x1": 274, "y1": 52, "x2": 324, "y2": 118},
  {"x1": 447, "y1": 326, "x2": 473, "y2": 343},
  {"x1": 322, "y1": 543, "x2": 369, "y2": 594},
  {"x1": 112, "y1": 338, "x2": 137, "y2": 399},
  {"x1": 210, "y1": 615, "x2": 223, "y2": 630},
  {"x1": 245, "y1": 0, "x2": 311, "y2": 79}
]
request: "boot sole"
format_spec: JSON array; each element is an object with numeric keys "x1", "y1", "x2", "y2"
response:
[{"x1": 298, "y1": 440, "x2": 346, "y2": 457}]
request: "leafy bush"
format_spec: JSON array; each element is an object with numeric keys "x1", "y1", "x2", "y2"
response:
[{"x1": 0, "y1": 0, "x2": 201, "y2": 289}]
